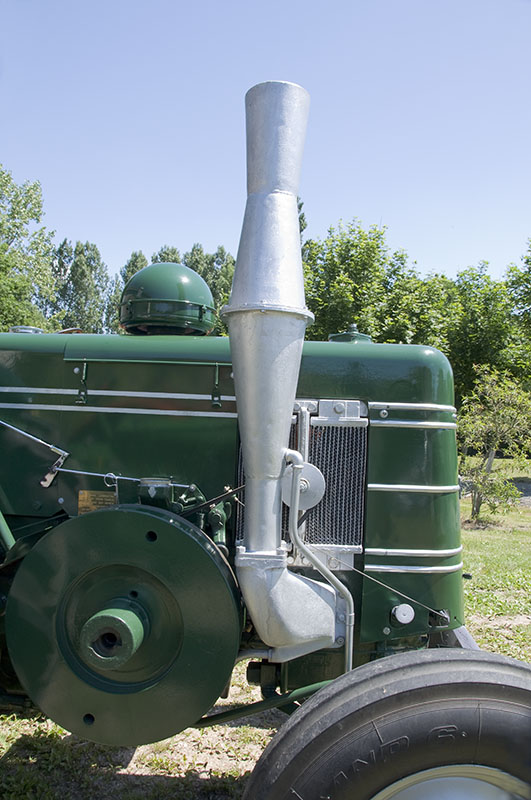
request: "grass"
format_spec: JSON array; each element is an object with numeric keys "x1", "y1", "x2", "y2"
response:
[
  {"x1": 0, "y1": 663, "x2": 282, "y2": 799},
  {"x1": 461, "y1": 498, "x2": 531, "y2": 662},
  {"x1": 0, "y1": 499, "x2": 529, "y2": 798}
]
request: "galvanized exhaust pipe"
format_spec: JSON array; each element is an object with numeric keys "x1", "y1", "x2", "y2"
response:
[{"x1": 222, "y1": 81, "x2": 345, "y2": 659}]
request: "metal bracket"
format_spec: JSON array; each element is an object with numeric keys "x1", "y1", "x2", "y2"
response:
[
  {"x1": 293, "y1": 399, "x2": 368, "y2": 426},
  {"x1": 311, "y1": 399, "x2": 368, "y2": 427},
  {"x1": 0, "y1": 420, "x2": 70, "y2": 488},
  {"x1": 40, "y1": 452, "x2": 70, "y2": 488},
  {"x1": 211, "y1": 363, "x2": 221, "y2": 407},
  {"x1": 293, "y1": 399, "x2": 318, "y2": 414},
  {"x1": 289, "y1": 544, "x2": 361, "y2": 570},
  {"x1": 75, "y1": 361, "x2": 88, "y2": 405}
]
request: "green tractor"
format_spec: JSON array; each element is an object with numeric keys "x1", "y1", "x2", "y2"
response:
[{"x1": 0, "y1": 81, "x2": 529, "y2": 799}]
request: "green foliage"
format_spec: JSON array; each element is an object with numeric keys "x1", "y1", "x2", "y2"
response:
[
  {"x1": 104, "y1": 274, "x2": 123, "y2": 334},
  {"x1": 121, "y1": 250, "x2": 148, "y2": 285},
  {"x1": 297, "y1": 196, "x2": 307, "y2": 242},
  {"x1": 506, "y1": 239, "x2": 531, "y2": 335},
  {"x1": 303, "y1": 220, "x2": 461, "y2": 349},
  {"x1": 458, "y1": 366, "x2": 531, "y2": 519},
  {"x1": 303, "y1": 220, "x2": 404, "y2": 341},
  {"x1": 447, "y1": 263, "x2": 515, "y2": 403},
  {"x1": 182, "y1": 244, "x2": 235, "y2": 310},
  {"x1": 182, "y1": 244, "x2": 235, "y2": 333},
  {"x1": 151, "y1": 245, "x2": 181, "y2": 264},
  {"x1": 102, "y1": 250, "x2": 150, "y2": 334},
  {"x1": 302, "y1": 220, "x2": 531, "y2": 412},
  {"x1": 0, "y1": 165, "x2": 55, "y2": 331},
  {"x1": 49, "y1": 239, "x2": 111, "y2": 333}
]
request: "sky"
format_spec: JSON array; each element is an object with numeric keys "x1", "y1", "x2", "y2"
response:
[{"x1": 1, "y1": 0, "x2": 530, "y2": 280}]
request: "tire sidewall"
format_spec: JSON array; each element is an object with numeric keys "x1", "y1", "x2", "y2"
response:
[
  {"x1": 244, "y1": 651, "x2": 531, "y2": 800},
  {"x1": 282, "y1": 692, "x2": 531, "y2": 799}
]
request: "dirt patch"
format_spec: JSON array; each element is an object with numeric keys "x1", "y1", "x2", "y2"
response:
[
  {"x1": 468, "y1": 612, "x2": 531, "y2": 630},
  {"x1": 461, "y1": 519, "x2": 500, "y2": 529}
]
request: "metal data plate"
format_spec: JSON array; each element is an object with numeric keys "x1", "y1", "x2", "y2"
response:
[{"x1": 78, "y1": 490, "x2": 116, "y2": 515}]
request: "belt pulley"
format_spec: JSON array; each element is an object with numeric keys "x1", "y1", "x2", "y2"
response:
[{"x1": 5, "y1": 505, "x2": 242, "y2": 746}]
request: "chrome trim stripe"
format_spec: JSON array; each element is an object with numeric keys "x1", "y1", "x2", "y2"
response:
[
  {"x1": 370, "y1": 420, "x2": 457, "y2": 429},
  {"x1": 0, "y1": 403, "x2": 238, "y2": 419},
  {"x1": 365, "y1": 546, "x2": 463, "y2": 557},
  {"x1": 368, "y1": 483, "x2": 459, "y2": 493},
  {"x1": 369, "y1": 401, "x2": 456, "y2": 413},
  {"x1": 0, "y1": 387, "x2": 236, "y2": 402},
  {"x1": 310, "y1": 418, "x2": 368, "y2": 428},
  {"x1": 90, "y1": 390, "x2": 236, "y2": 402},
  {"x1": 365, "y1": 562, "x2": 463, "y2": 574},
  {"x1": 0, "y1": 387, "x2": 79, "y2": 395},
  {"x1": 309, "y1": 543, "x2": 364, "y2": 551}
]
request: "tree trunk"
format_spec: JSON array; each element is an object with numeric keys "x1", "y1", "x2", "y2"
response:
[
  {"x1": 471, "y1": 488, "x2": 482, "y2": 519},
  {"x1": 485, "y1": 449, "x2": 496, "y2": 473}
]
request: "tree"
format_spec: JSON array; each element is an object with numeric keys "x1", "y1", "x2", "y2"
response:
[
  {"x1": 121, "y1": 250, "x2": 148, "y2": 285},
  {"x1": 458, "y1": 366, "x2": 531, "y2": 519},
  {"x1": 303, "y1": 220, "x2": 401, "y2": 341},
  {"x1": 446, "y1": 263, "x2": 515, "y2": 404},
  {"x1": 505, "y1": 243, "x2": 531, "y2": 390},
  {"x1": 152, "y1": 245, "x2": 181, "y2": 264},
  {"x1": 302, "y1": 220, "x2": 454, "y2": 346},
  {"x1": 375, "y1": 268, "x2": 462, "y2": 354},
  {"x1": 182, "y1": 244, "x2": 235, "y2": 313},
  {"x1": 0, "y1": 165, "x2": 55, "y2": 330},
  {"x1": 506, "y1": 240, "x2": 531, "y2": 335},
  {"x1": 298, "y1": 197, "x2": 307, "y2": 242},
  {"x1": 301, "y1": 220, "x2": 529, "y2": 406},
  {"x1": 50, "y1": 239, "x2": 110, "y2": 333},
  {"x1": 181, "y1": 244, "x2": 235, "y2": 334},
  {"x1": 104, "y1": 274, "x2": 123, "y2": 334}
]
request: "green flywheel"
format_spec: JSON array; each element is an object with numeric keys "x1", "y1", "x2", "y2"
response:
[{"x1": 5, "y1": 505, "x2": 242, "y2": 745}]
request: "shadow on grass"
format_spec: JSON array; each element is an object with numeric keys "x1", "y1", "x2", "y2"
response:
[
  {"x1": 0, "y1": 729, "x2": 250, "y2": 800},
  {"x1": 203, "y1": 705, "x2": 288, "y2": 730}
]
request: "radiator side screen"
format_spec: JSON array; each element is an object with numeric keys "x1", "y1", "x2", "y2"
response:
[
  {"x1": 306, "y1": 425, "x2": 366, "y2": 547},
  {"x1": 236, "y1": 424, "x2": 367, "y2": 548}
]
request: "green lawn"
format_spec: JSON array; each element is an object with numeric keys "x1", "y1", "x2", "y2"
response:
[{"x1": 461, "y1": 498, "x2": 531, "y2": 662}]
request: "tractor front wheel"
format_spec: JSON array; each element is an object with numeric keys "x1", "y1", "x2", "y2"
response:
[{"x1": 244, "y1": 649, "x2": 531, "y2": 799}]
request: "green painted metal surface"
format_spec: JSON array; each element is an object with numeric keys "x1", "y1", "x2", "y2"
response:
[
  {"x1": 0, "y1": 334, "x2": 237, "y2": 518},
  {"x1": 0, "y1": 509, "x2": 15, "y2": 552},
  {"x1": 79, "y1": 604, "x2": 148, "y2": 670},
  {"x1": 298, "y1": 341, "x2": 455, "y2": 404},
  {"x1": 0, "y1": 329, "x2": 463, "y2": 700},
  {"x1": 120, "y1": 262, "x2": 216, "y2": 335},
  {"x1": 5, "y1": 505, "x2": 242, "y2": 745}
]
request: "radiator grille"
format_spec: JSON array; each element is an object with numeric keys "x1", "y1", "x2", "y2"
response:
[
  {"x1": 235, "y1": 423, "x2": 367, "y2": 547},
  {"x1": 305, "y1": 425, "x2": 366, "y2": 546}
]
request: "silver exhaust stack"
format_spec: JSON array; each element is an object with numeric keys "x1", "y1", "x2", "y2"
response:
[{"x1": 222, "y1": 81, "x2": 345, "y2": 659}]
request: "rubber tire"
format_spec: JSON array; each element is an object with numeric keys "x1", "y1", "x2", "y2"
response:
[{"x1": 243, "y1": 649, "x2": 531, "y2": 799}]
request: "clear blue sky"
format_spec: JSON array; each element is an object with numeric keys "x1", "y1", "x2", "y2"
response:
[{"x1": 1, "y1": 0, "x2": 530, "y2": 279}]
